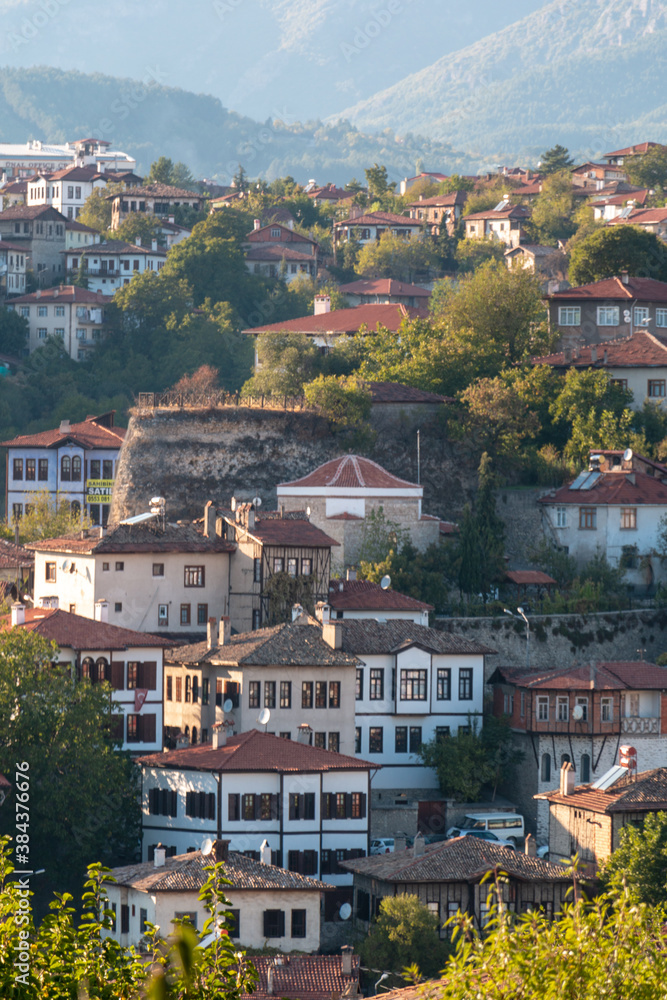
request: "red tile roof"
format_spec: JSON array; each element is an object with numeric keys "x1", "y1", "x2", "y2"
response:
[
  {"x1": 609, "y1": 207, "x2": 667, "y2": 226},
  {"x1": 463, "y1": 205, "x2": 531, "y2": 222},
  {"x1": 0, "y1": 412, "x2": 124, "y2": 450},
  {"x1": 0, "y1": 205, "x2": 67, "y2": 221},
  {"x1": 242, "y1": 303, "x2": 426, "y2": 336},
  {"x1": 0, "y1": 539, "x2": 33, "y2": 570},
  {"x1": 18, "y1": 607, "x2": 173, "y2": 650},
  {"x1": 334, "y1": 211, "x2": 422, "y2": 228},
  {"x1": 0, "y1": 241, "x2": 32, "y2": 253},
  {"x1": 7, "y1": 285, "x2": 110, "y2": 307},
  {"x1": 138, "y1": 729, "x2": 375, "y2": 773},
  {"x1": 533, "y1": 330, "x2": 667, "y2": 369},
  {"x1": 505, "y1": 570, "x2": 556, "y2": 586},
  {"x1": 340, "y1": 619, "x2": 495, "y2": 656},
  {"x1": 604, "y1": 142, "x2": 665, "y2": 158},
  {"x1": 168, "y1": 620, "x2": 359, "y2": 668},
  {"x1": 240, "y1": 515, "x2": 339, "y2": 548},
  {"x1": 367, "y1": 381, "x2": 450, "y2": 404},
  {"x1": 539, "y1": 470, "x2": 667, "y2": 507},
  {"x1": 71, "y1": 240, "x2": 166, "y2": 257},
  {"x1": 537, "y1": 767, "x2": 667, "y2": 814},
  {"x1": 242, "y1": 955, "x2": 360, "y2": 1000},
  {"x1": 327, "y1": 578, "x2": 433, "y2": 612},
  {"x1": 246, "y1": 223, "x2": 315, "y2": 245},
  {"x1": 549, "y1": 276, "x2": 667, "y2": 303},
  {"x1": 278, "y1": 455, "x2": 420, "y2": 491},
  {"x1": 66, "y1": 220, "x2": 100, "y2": 233},
  {"x1": 245, "y1": 245, "x2": 314, "y2": 262},
  {"x1": 107, "y1": 184, "x2": 201, "y2": 200},
  {"x1": 27, "y1": 521, "x2": 235, "y2": 555},
  {"x1": 337, "y1": 278, "x2": 431, "y2": 298},
  {"x1": 46, "y1": 166, "x2": 103, "y2": 182},
  {"x1": 491, "y1": 661, "x2": 667, "y2": 692},
  {"x1": 408, "y1": 192, "x2": 468, "y2": 207},
  {"x1": 592, "y1": 189, "x2": 649, "y2": 207}
]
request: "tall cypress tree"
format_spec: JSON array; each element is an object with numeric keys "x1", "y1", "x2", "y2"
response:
[{"x1": 458, "y1": 453, "x2": 506, "y2": 601}]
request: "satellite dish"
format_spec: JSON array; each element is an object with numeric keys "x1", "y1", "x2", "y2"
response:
[
  {"x1": 223, "y1": 698, "x2": 234, "y2": 714},
  {"x1": 380, "y1": 575, "x2": 391, "y2": 591},
  {"x1": 201, "y1": 837, "x2": 214, "y2": 857},
  {"x1": 150, "y1": 496, "x2": 165, "y2": 506},
  {"x1": 252, "y1": 496, "x2": 262, "y2": 507},
  {"x1": 62, "y1": 559, "x2": 72, "y2": 572},
  {"x1": 258, "y1": 708, "x2": 271, "y2": 727},
  {"x1": 572, "y1": 705, "x2": 584, "y2": 721},
  {"x1": 339, "y1": 902, "x2": 352, "y2": 921},
  {"x1": 623, "y1": 448, "x2": 633, "y2": 462}
]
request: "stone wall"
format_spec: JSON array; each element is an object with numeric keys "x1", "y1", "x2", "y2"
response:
[{"x1": 495, "y1": 485, "x2": 550, "y2": 569}]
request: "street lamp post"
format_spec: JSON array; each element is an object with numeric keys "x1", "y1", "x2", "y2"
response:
[{"x1": 504, "y1": 606, "x2": 530, "y2": 668}]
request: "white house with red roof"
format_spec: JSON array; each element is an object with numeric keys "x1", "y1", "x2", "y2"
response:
[
  {"x1": 276, "y1": 455, "x2": 442, "y2": 571},
  {"x1": 591, "y1": 188, "x2": 650, "y2": 222},
  {"x1": 321, "y1": 575, "x2": 432, "y2": 625},
  {"x1": 137, "y1": 729, "x2": 373, "y2": 909},
  {"x1": 333, "y1": 211, "x2": 424, "y2": 251},
  {"x1": 0, "y1": 239, "x2": 28, "y2": 297},
  {"x1": 65, "y1": 219, "x2": 102, "y2": 252},
  {"x1": 608, "y1": 206, "x2": 667, "y2": 241},
  {"x1": 7, "y1": 285, "x2": 111, "y2": 359},
  {"x1": 547, "y1": 274, "x2": 667, "y2": 348},
  {"x1": 462, "y1": 203, "x2": 531, "y2": 247},
  {"x1": 244, "y1": 220, "x2": 319, "y2": 283},
  {"x1": 12, "y1": 602, "x2": 172, "y2": 753},
  {"x1": 1, "y1": 410, "x2": 125, "y2": 526},
  {"x1": 602, "y1": 141, "x2": 666, "y2": 166},
  {"x1": 63, "y1": 239, "x2": 166, "y2": 295},
  {"x1": 107, "y1": 184, "x2": 203, "y2": 230},
  {"x1": 26, "y1": 166, "x2": 109, "y2": 219},
  {"x1": 336, "y1": 279, "x2": 431, "y2": 308},
  {"x1": 538, "y1": 449, "x2": 667, "y2": 593}
]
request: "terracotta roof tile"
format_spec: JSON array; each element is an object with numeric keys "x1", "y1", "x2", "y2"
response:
[
  {"x1": 408, "y1": 192, "x2": 468, "y2": 207},
  {"x1": 334, "y1": 211, "x2": 422, "y2": 228},
  {"x1": 242, "y1": 955, "x2": 360, "y2": 1000},
  {"x1": 0, "y1": 205, "x2": 67, "y2": 221},
  {"x1": 0, "y1": 539, "x2": 33, "y2": 569},
  {"x1": 0, "y1": 411, "x2": 124, "y2": 450},
  {"x1": 505, "y1": 570, "x2": 556, "y2": 586},
  {"x1": 609, "y1": 207, "x2": 667, "y2": 225},
  {"x1": 18, "y1": 607, "x2": 173, "y2": 650},
  {"x1": 549, "y1": 276, "x2": 667, "y2": 303},
  {"x1": 138, "y1": 729, "x2": 374, "y2": 773},
  {"x1": 7, "y1": 285, "x2": 111, "y2": 307},
  {"x1": 27, "y1": 521, "x2": 234, "y2": 555},
  {"x1": 538, "y1": 767, "x2": 667, "y2": 814},
  {"x1": 241, "y1": 516, "x2": 339, "y2": 548},
  {"x1": 108, "y1": 848, "x2": 333, "y2": 893},
  {"x1": 539, "y1": 470, "x2": 667, "y2": 506},
  {"x1": 73, "y1": 240, "x2": 166, "y2": 257},
  {"x1": 245, "y1": 245, "x2": 314, "y2": 262},
  {"x1": 604, "y1": 142, "x2": 665, "y2": 157},
  {"x1": 463, "y1": 205, "x2": 531, "y2": 222},
  {"x1": 534, "y1": 330, "x2": 667, "y2": 369},
  {"x1": 337, "y1": 279, "x2": 431, "y2": 298},
  {"x1": 326, "y1": 579, "x2": 433, "y2": 612},
  {"x1": 107, "y1": 183, "x2": 201, "y2": 199},
  {"x1": 341, "y1": 836, "x2": 572, "y2": 882},
  {"x1": 246, "y1": 223, "x2": 315, "y2": 244},
  {"x1": 491, "y1": 661, "x2": 667, "y2": 691},
  {"x1": 242, "y1": 303, "x2": 427, "y2": 336},
  {"x1": 340, "y1": 619, "x2": 494, "y2": 656},
  {"x1": 278, "y1": 455, "x2": 420, "y2": 491}
]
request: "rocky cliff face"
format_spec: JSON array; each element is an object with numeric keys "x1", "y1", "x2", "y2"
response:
[{"x1": 109, "y1": 404, "x2": 476, "y2": 525}]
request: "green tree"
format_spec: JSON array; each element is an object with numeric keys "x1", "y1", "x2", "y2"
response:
[
  {"x1": 418, "y1": 717, "x2": 492, "y2": 801},
  {"x1": 303, "y1": 374, "x2": 371, "y2": 427},
  {"x1": 359, "y1": 540, "x2": 451, "y2": 612},
  {"x1": 454, "y1": 236, "x2": 506, "y2": 273},
  {"x1": 540, "y1": 143, "x2": 574, "y2": 174},
  {"x1": 364, "y1": 162, "x2": 396, "y2": 200},
  {"x1": 624, "y1": 145, "x2": 667, "y2": 192},
  {"x1": 458, "y1": 376, "x2": 541, "y2": 459},
  {"x1": 356, "y1": 506, "x2": 407, "y2": 566},
  {"x1": 243, "y1": 332, "x2": 320, "y2": 398},
  {"x1": 357, "y1": 230, "x2": 435, "y2": 281},
  {"x1": 0, "y1": 630, "x2": 141, "y2": 912},
  {"x1": 147, "y1": 155, "x2": 175, "y2": 184},
  {"x1": 0, "y1": 306, "x2": 28, "y2": 355},
  {"x1": 359, "y1": 895, "x2": 451, "y2": 981},
  {"x1": 529, "y1": 169, "x2": 576, "y2": 244},
  {"x1": 457, "y1": 453, "x2": 505, "y2": 600},
  {"x1": 13, "y1": 490, "x2": 92, "y2": 542},
  {"x1": 569, "y1": 225, "x2": 667, "y2": 285},
  {"x1": 77, "y1": 185, "x2": 120, "y2": 233},
  {"x1": 114, "y1": 213, "x2": 163, "y2": 247}
]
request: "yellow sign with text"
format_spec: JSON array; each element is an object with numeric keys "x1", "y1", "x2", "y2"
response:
[{"x1": 85, "y1": 479, "x2": 114, "y2": 504}]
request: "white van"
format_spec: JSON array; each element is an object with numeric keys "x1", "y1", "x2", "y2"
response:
[{"x1": 446, "y1": 812, "x2": 525, "y2": 845}]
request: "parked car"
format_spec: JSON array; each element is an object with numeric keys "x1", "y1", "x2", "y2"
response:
[
  {"x1": 458, "y1": 829, "x2": 516, "y2": 849},
  {"x1": 370, "y1": 838, "x2": 394, "y2": 855},
  {"x1": 423, "y1": 832, "x2": 449, "y2": 845},
  {"x1": 446, "y1": 812, "x2": 525, "y2": 846}
]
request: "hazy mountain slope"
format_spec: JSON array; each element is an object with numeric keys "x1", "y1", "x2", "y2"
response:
[
  {"x1": 332, "y1": 0, "x2": 667, "y2": 161},
  {"x1": 0, "y1": 0, "x2": 543, "y2": 122},
  {"x1": 0, "y1": 66, "x2": 474, "y2": 184}
]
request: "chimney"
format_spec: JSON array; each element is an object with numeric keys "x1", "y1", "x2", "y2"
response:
[
  {"x1": 291, "y1": 603, "x2": 304, "y2": 622},
  {"x1": 247, "y1": 507, "x2": 256, "y2": 530},
  {"x1": 11, "y1": 602, "x2": 25, "y2": 627},
  {"x1": 59, "y1": 419, "x2": 71, "y2": 434},
  {"x1": 314, "y1": 295, "x2": 331, "y2": 315},
  {"x1": 322, "y1": 621, "x2": 342, "y2": 649},
  {"x1": 620, "y1": 270, "x2": 630, "y2": 285},
  {"x1": 524, "y1": 833, "x2": 537, "y2": 857},
  {"x1": 267, "y1": 967, "x2": 275, "y2": 995},
  {"x1": 153, "y1": 843, "x2": 166, "y2": 868},
  {"x1": 214, "y1": 839, "x2": 230, "y2": 862},
  {"x1": 296, "y1": 723, "x2": 313, "y2": 745},
  {"x1": 207, "y1": 616, "x2": 218, "y2": 649},
  {"x1": 94, "y1": 599, "x2": 109, "y2": 623},
  {"x1": 151, "y1": 239, "x2": 158, "y2": 252},
  {"x1": 341, "y1": 946, "x2": 353, "y2": 977},
  {"x1": 260, "y1": 839, "x2": 272, "y2": 865},
  {"x1": 346, "y1": 567, "x2": 357, "y2": 582},
  {"x1": 254, "y1": 218, "x2": 261, "y2": 230},
  {"x1": 591, "y1": 346, "x2": 598, "y2": 363},
  {"x1": 135, "y1": 236, "x2": 142, "y2": 246},
  {"x1": 316, "y1": 602, "x2": 330, "y2": 625},
  {"x1": 563, "y1": 347, "x2": 572, "y2": 362},
  {"x1": 204, "y1": 500, "x2": 216, "y2": 538},
  {"x1": 559, "y1": 760, "x2": 575, "y2": 796},
  {"x1": 412, "y1": 832, "x2": 425, "y2": 857},
  {"x1": 603, "y1": 348, "x2": 608, "y2": 363},
  {"x1": 211, "y1": 722, "x2": 226, "y2": 748},
  {"x1": 220, "y1": 616, "x2": 231, "y2": 645}
]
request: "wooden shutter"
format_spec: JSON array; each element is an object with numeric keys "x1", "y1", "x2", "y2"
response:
[
  {"x1": 110, "y1": 714, "x2": 124, "y2": 742},
  {"x1": 141, "y1": 714, "x2": 156, "y2": 744},
  {"x1": 228, "y1": 794, "x2": 239, "y2": 821},
  {"x1": 270, "y1": 794, "x2": 279, "y2": 820},
  {"x1": 359, "y1": 792, "x2": 367, "y2": 818},
  {"x1": 186, "y1": 791, "x2": 195, "y2": 817},
  {"x1": 149, "y1": 787, "x2": 159, "y2": 814},
  {"x1": 110, "y1": 662, "x2": 124, "y2": 690},
  {"x1": 160, "y1": 789, "x2": 169, "y2": 815},
  {"x1": 207, "y1": 793, "x2": 216, "y2": 820},
  {"x1": 142, "y1": 662, "x2": 157, "y2": 690},
  {"x1": 346, "y1": 793, "x2": 352, "y2": 818},
  {"x1": 170, "y1": 790, "x2": 178, "y2": 817},
  {"x1": 288, "y1": 795, "x2": 297, "y2": 821},
  {"x1": 271, "y1": 849, "x2": 281, "y2": 867},
  {"x1": 298, "y1": 794, "x2": 305, "y2": 820},
  {"x1": 278, "y1": 910, "x2": 285, "y2": 937},
  {"x1": 322, "y1": 793, "x2": 332, "y2": 819}
]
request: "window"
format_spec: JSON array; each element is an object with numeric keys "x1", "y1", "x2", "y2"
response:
[
  {"x1": 657, "y1": 308, "x2": 667, "y2": 328},
  {"x1": 180, "y1": 604, "x2": 191, "y2": 625},
  {"x1": 273, "y1": 557, "x2": 284, "y2": 573},
  {"x1": 158, "y1": 604, "x2": 168, "y2": 626},
  {"x1": 370, "y1": 668, "x2": 384, "y2": 700},
  {"x1": 558, "y1": 306, "x2": 581, "y2": 325},
  {"x1": 19, "y1": 305, "x2": 29, "y2": 317},
  {"x1": 280, "y1": 731, "x2": 291, "y2": 740},
  {"x1": 409, "y1": 726, "x2": 422, "y2": 752},
  {"x1": 184, "y1": 565, "x2": 205, "y2": 587},
  {"x1": 71, "y1": 455, "x2": 81, "y2": 482},
  {"x1": 227, "y1": 909, "x2": 240, "y2": 939},
  {"x1": 401, "y1": 668, "x2": 427, "y2": 700},
  {"x1": 328, "y1": 732, "x2": 340, "y2": 752},
  {"x1": 253, "y1": 557, "x2": 262, "y2": 583},
  {"x1": 152, "y1": 563, "x2": 164, "y2": 576},
  {"x1": 248, "y1": 681, "x2": 260, "y2": 709},
  {"x1": 395, "y1": 726, "x2": 408, "y2": 753},
  {"x1": 127, "y1": 662, "x2": 139, "y2": 689},
  {"x1": 356, "y1": 668, "x2": 363, "y2": 700},
  {"x1": 459, "y1": 668, "x2": 473, "y2": 700},
  {"x1": 126, "y1": 713, "x2": 157, "y2": 743},
  {"x1": 291, "y1": 909, "x2": 306, "y2": 938},
  {"x1": 264, "y1": 681, "x2": 276, "y2": 708},
  {"x1": 37, "y1": 328, "x2": 47, "y2": 340},
  {"x1": 166, "y1": 676, "x2": 173, "y2": 701},
  {"x1": 634, "y1": 306, "x2": 650, "y2": 325},
  {"x1": 121, "y1": 905, "x2": 129, "y2": 935},
  {"x1": 557, "y1": 696, "x2": 569, "y2": 722},
  {"x1": 12, "y1": 458, "x2": 23, "y2": 480},
  {"x1": 271, "y1": 228, "x2": 281, "y2": 237},
  {"x1": 541, "y1": 753, "x2": 551, "y2": 782},
  {"x1": 103, "y1": 459, "x2": 113, "y2": 479},
  {"x1": 55, "y1": 305, "x2": 64, "y2": 317},
  {"x1": 90, "y1": 460, "x2": 101, "y2": 479},
  {"x1": 197, "y1": 603, "x2": 208, "y2": 625},
  {"x1": 537, "y1": 695, "x2": 549, "y2": 721},
  {"x1": 649, "y1": 380, "x2": 666, "y2": 398},
  {"x1": 315, "y1": 680, "x2": 327, "y2": 708},
  {"x1": 601, "y1": 696, "x2": 613, "y2": 722},
  {"x1": 329, "y1": 681, "x2": 340, "y2": 708},
  {"x1": 12, "y1": 504, "x2": 22, "y2": 521},
  {"x1": 185, "y1": 790, "x2": 216, "y2": 819},
  {"x1": 302, "y1": 681, "x2": 313, "y2": 708},
  {"x1": 252, "y1": 609, "x2": 261, "y2": 630},
  {"x1": 597, "y1": 306, "x2": 619, "y2": 326},
  {"x1": 148, "y1": 787, "x2": 178, "y2": 817},
  {"x1": 314, "y1": 731, "x2": 326, "y2": 748},
  {"x1": 263, "y1": 910, "x2": 285, "y2": 939},
  {"x1": 38, "y1": 458, "x2": 48, "y2": 481},
  {"x1": 280, "y1": 681, "x2": 292, "y2": 708},
  {"x1": 45, "y1": 562, "x2": 56, "y2": 582},
  {"x1": 287, "y1": 558, "x2": 298, "y2": 577},
  {"x1": 436, "y1": 726, "x2": 450, "y2": 741},
  {"x1": 116, "y1": 561, "x2": 124, "y2": 571},
  {"x1": 37, "y1": 305, "x2": 47, "y2": 317},
  {"x1": 355, "y1": 727, "x2": 361, "y2": 753},
  {"x1": 520, "y1": 691, "x2": 526, "y2": 717},
  {"x1": 301, "y1": 558, "x2": 311, "y2": 576},
  {"x1": 202, "y1": 678, "x2": 209, "y2": 705},
  {"x1": 25, "y1": 459, "x2": 35, "y2": 481},
  {"x1": 76, "y1": 328, "x2": 86, "y2": 341},
  {"x1": 369, "y1": 727, "x2": 383, "y2": 753},
  {"x1": 556, "y1": 506, "x2": 567, "y2": 528},
  {"x1": 579, "y1": 507, "x2": 597, "y2": 529},
  {"x1": 436, "y1": 668, "x2": 451, "y2": 700}
]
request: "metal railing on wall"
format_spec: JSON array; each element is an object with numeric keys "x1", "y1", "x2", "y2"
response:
[{"x1": 136, "y1": 391, "x2": 315, "y2": 412}]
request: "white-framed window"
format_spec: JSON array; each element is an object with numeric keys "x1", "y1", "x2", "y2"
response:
[
  {"x1": 37, "y1": 305, "x2": 47, "y2": 317},
  {"x1": 557, "y1": 696, "x2": 569, "y2": 721},
  {"x1": 556, "y1": 506, "x2": 567, "y2": 528},
  {"x1": 657, "y1": 308, "x2": 667, "y2": 328},
  {"x1": 54, "y1": 305, "x2": 65, "y2": 317},
  {"x1": 634, "y1": 306, "x2": 650, "y2": 325},
  {"x1": 19, "y1": 306, "x2": 29, "y2": 317},
  {"x1": 37, "y1": 328, "x2": 47, "y2": 339},
  {"x1": 597, "y1": 306, "x2": 619, "y2": 326},
  {"x1": 601, "y1": 696, "x2": 613, "y2": 722},
  {"x1": 76, "y1": 328, "x2": 86, "y2": 340},
  {"x1": 558, "y1": 306, "x2": 581, "y2": 326},
  {"x1": 54, "y1": 327, "x2": 65, "y2": 338},
  {"x1": 537, "y1": 696, "x2": 549, "y2": 721}
]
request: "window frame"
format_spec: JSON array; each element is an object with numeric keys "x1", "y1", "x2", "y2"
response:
[
  {"x1": 369, "y1": 668, "x2": 384, "y2": 700},
  {"x1": 579, "y1": 506, "x2": 597, "y2": 530},
  {"x1": 597, "y1": 305, "x2": 619, "y2": 326},
  {"x1": 558, "y1": 305, "x2": 581, "y2": 326},
  {"x1": 620, "y1": 507, "x2": 637, "y2": 530},
  {"x1": 459, "y1": 668, "x2": 473, "y2": 701},
  {"x1": 400, "y1": 668, "x2": 427, "y2": 701},
  {"x1": 184, "y1": 565, "x2": 205, "y2": 587}
]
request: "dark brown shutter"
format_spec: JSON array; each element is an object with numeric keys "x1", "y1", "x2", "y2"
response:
[
  {"x1": 346, "y1": 793, "x2": 352, "y2": 818},
  {"x1": 359, "y1": 793, "x2": 367, "y2": 818},
  {"x1": 142, "y1": 662, "x2": 157, "y2": 690},
  {"x1": 228, "y1": 794, "x2": 239, "y2": 821},
  {"x1": 170, "y1": 790, "x2": 178, "y2": 817},
  {"x1": 207, "y1": 793, "x2": 216, "y2": 819},
  {"x1": 142, "y1": 714, "x2": 156, "y2": 744},
  {"x1": 110, "y1": 662, "x2": 124, "y2": 690},
  {"x1": 270, "y1": 794, "x2": 279, "y2": 820},
  {"x1": 298, "y1": 794, "x2": 305, "y2": 820}
]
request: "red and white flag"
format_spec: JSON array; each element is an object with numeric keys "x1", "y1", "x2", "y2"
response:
[{"x1": 134, "y1": 688, "x2": 148, "y2": 712}]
